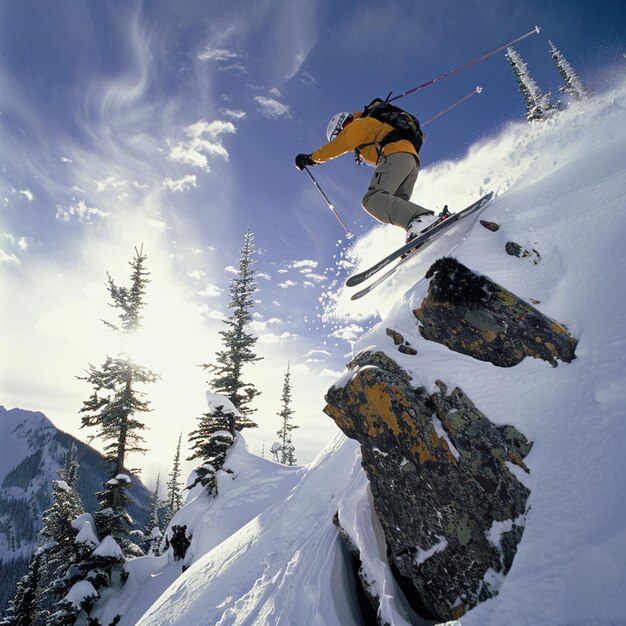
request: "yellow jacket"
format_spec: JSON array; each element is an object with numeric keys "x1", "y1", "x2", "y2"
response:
[{"x1": 311, "y1": 112, "x2": 420, "y2": 167}]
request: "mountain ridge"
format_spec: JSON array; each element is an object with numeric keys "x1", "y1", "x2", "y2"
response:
[{"x1": 0, "y1": 405, "x2": 152, "y2": 614}]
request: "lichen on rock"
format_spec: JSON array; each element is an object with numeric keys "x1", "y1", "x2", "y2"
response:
[
  {"x1": 413, "y1": 257, "x2": 577, "y2": 367},
  {"x1": 325, "y1": 350, "x2": 533, "y2": 622}
]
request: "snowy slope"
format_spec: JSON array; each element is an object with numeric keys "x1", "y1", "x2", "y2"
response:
[{"x1": 115, "y1": 80, "x2": 625, "y2": 626}]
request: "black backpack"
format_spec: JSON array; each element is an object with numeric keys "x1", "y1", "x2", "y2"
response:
[{"x1": 356, "y1": 98, "x2": 424, "y2": 162}]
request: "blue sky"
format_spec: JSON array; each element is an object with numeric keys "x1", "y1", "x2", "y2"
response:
[{"x1": 1, "y1": 0, "x2": 624, "y2": 478}]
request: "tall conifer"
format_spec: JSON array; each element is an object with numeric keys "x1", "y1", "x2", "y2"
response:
[
  {"x1": 549, "y1": 40, "x2": 589, "y2": 101},
  {"x1": 276, "y1": 364, "x2": 298, "y2": 466},
  {"x1": 79, "y1": 246, "x2": 158, "y2": 555},
  {"x1": 205, "y1": 230, "x2": 262, "y2": 424},
  {"x1": 506, "y1": 47, "x2": 555, "y2": 121},
  {"x1": 166, "y1": 434, "x2": 184, "y2": 514}
]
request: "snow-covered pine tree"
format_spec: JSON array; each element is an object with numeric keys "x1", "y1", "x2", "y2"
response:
[
  {"x1": 549, "y1": 40, "x2": 590, "y2": 101},
  {"x1": 187, "y1": 403, "x2": 235, "y2": 495},
  {"x1": 35, "y1": 447, "x2": 86, "y2": 619},
  {"x1": 46, "y1": 514, "x2": 100, "y2": 626},
  {"x1": 276, "y1": 364, "x2": 298, "y2": 466},
  {"x1": 204, "y1": 230, "x2": 262, "y2": 424},
  {"x1": 79, "y1": 246, "x2": 158, "y2": 556},
  {"x1": 506, "y1": 46, "x2": 555, "y2": 122},
  {"x1": 0, "y1": 550, "x2": 44, "y2": 626}
]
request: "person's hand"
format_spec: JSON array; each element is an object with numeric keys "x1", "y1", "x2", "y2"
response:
[{"x1": 295, "y1": 154, "x2": 315, "y2": 170}]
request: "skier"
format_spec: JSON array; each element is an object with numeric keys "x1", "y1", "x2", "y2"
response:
[{"x1": 295, "y1": 105, "x2": 440, "y2": 243}]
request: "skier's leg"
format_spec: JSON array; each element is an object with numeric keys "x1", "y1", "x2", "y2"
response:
[{"x1": 361, "y1": 152, "x2": 432, "y2": 229}]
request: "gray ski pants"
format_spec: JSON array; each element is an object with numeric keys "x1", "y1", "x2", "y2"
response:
[{"x1": 361, "y1": 152, "x2": 432, "y2": 229}]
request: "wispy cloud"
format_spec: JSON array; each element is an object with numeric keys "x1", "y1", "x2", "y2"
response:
[
  {"x1": 255, "y1": 96, "x2": 290, "y2": 118},
  {"x1": 162, "y1": 175, "x2": 197, "y2": 192},
  {"x1": 198, "y1": 47, "x2": 239, "y2": 62},
  {"x1": 168, "y1": 119, "x2": 236, "y2": 169},
  {"x1": 290, "y1": 259, "x2": 318, "y2": 269},
  {"x1": 56, "y1": 199, "x2": 109, "y2": 223},
  {"x1": 221, "y1": 108, "x2": 247, "y2": 120},
  {"x1": 258, "y1": 331, "x2": 295, "y2": 344},
  {"x1": 18, "y1": 189, "x2": 35, "y2": 202}
]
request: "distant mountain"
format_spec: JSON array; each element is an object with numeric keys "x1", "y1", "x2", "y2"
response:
[{"x1": 0, "y1": 405, "x2": 152, "y2": 614}]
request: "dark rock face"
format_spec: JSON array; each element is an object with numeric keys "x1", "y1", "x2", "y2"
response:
[
  {"x1": 325, "y1": 351, "x2": 532, "y2": 622},
  {"x1": 480, "y1": 219, "x2": 500, "y2": 232},
  {"x1": 414, "y1": 257, "x2": 577, "y2": 367},
  {"x1": 505, "y1": 241, "x2": 541, "y2": 263}
]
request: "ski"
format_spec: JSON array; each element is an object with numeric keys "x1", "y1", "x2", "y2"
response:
[{"x1": 346, "y1": 192, "x2": 494, "y2": 288}]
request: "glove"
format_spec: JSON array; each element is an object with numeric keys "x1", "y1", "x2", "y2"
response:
[{"x1": 295, "y1": 153, "x2": 315, "y2": 170}]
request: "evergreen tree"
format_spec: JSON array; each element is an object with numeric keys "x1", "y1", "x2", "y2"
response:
[
  {"x1": 79, "y1": 246, "x2": 158, "y2": 555},
  {"x1": 506, "y1": 46, "x2": 555, "y2": 121},
  {"x1": 187, "y1": 403, "x2": 235, "y2": 495},
  {"x1": 166, "y1": 433, "x2": 184, "y2": 515},
  {"x1": 46, "y1": 514, "x2": 101, "y2": 625},
  {"x1": 1, "y1": 550, "x2": 44, "y2": 626},
  {"x1": 35, "y1": 448, "x2": 86, "y2": 618},
  {"x1": 146, "y1": 474, "x2": 163, "y2": 556},
  {"x1": 275, "y1": 364, "x2": 298, "y2": 466},
  {"x1": 549, "y1": 40, "x2": 590, "y2": 101},
  {"x1": 204, "y1": 230, "x2": 262, "y2": 425}
]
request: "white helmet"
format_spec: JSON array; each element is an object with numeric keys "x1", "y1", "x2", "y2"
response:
[{"x1": 326, "y1": 112, "x2": 352, "y2": 142}]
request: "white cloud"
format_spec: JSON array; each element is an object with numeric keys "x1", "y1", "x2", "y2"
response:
[
  {"x1": 298, "y1": 70, "x2": 317, "y2": 88},
  {"x1": 168, "y1": 119, "x2": 236, "y2": 170},
  {"x1": 198, "y1": 47, "x2": 239, "y2": 62},
  {"x1": 95, "y1": 176, "x2": 128, "y2": 192},
  {"x1": 250, "y1": 320, "x2": 267, "y2": 332},
  {"x1": 198, "y1": 284, "x2": 222, "y2": 298},
  {"x1": 321, "y1": 367, "x2": 344, "y2": 378},
  {"x1": 187, "y1": 269, "x2": 204, "y2": 280},
  {"x1": 278, "y1": 279, "x2": 297, "y2": 289},
  {"x1": 291, "y1": 259, "x2": 318, "y2": 269},
  {"x1": 258, "y1": 331, "x2": 295, "y2": 344},
  {"x1": 0, "y1": 249, "x2": 21, "y2": 265},
  {"x1": 255, "y1": 96, "x2": 291, "y2": 119},
  {"x1": 56, "y1": 199, "x2": 109, "y2": 223},
  {"x1": 221, "y1": 108, "x2": 247, "y2": 120},
  {"x1": 19, "y1": 189, "x2": 34, "y2": 202},
  {"x1": 147, "y1": 219, "x2": 168, "y2": 232},
  {"x1": 305, "y1": 348, "x2": 331, "y2": 358},
  {"x1": 4, "y1": 234, "x2": 30, "y2": 251},
  {"x1": 162, "y1": 175, "x2": 197, "y2": 192}
]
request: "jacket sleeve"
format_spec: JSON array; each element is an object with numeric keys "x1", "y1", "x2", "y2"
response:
[{"x1": 311, "y1": 113, "x2": 373, "y2": 164}]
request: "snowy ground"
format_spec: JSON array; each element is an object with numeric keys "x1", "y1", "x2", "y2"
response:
[{"x1": 101, "y1": 79, "x2": 626, "y2": 626}]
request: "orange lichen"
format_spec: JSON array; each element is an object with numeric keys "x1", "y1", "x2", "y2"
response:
[
  {"x1": 410, "y1": 438, "x2": 437, "y2": 464},
  {"x1": 359, "y1": 381, "x2": 401, "y2": 436},
  {"x1": 550, "y1": 321, "x2": 568, "y2": 334}
]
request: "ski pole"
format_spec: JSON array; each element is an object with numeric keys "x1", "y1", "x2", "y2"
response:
[
  {"x1": 303, "y1": 166, "x2": 352, "y2": 238},
  {"x1": 422, "y1": 86, "x2": 483, "y2": 127},
  {"x1": 389, "y1": 26, "x2": 541, "y2": 103}
]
